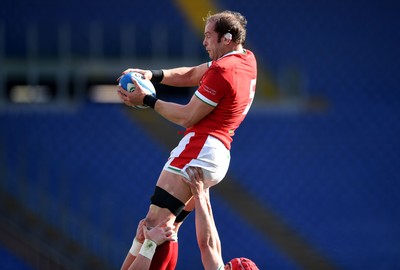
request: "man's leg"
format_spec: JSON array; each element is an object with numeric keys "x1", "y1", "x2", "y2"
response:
[
  {"x1": 121, "y1": 170, "x2": 192, "y2": 270},
  {"x1": 145, "y1": 170, "x2": 192, "y2": 227},
  {"x1": 148, "y1": 241, "x2": 177, "y2": 270},
  {"x1": 145, "y1": 170, "x2": 193, "y2": 270},
  {"x1": 154, "y1": 199, "x2": 194, "y2": 270},
  {"x1": 148, "y1": 204, "x2": 194, "y2": 270}
]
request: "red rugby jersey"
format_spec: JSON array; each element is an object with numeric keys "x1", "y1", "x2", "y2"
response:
[{"x1": 186, "y1": 49, "x2": 257, "y2": 150}]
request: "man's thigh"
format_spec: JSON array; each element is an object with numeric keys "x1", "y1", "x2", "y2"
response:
[
  {"x1": 145, "y1": 170, "x2": 192, "y2": 227},
  {"x1": 156, "y1": 169, "x2": 192, "y2": 204}
]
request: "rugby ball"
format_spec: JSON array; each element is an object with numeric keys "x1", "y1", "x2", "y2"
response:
[{"x1": 119, "y1": 72, "x2": 157, "y2": 109}]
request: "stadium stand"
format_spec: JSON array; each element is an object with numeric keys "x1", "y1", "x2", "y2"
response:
[{"x1": 0, "y1": 0, "x2": 399, "y2": 269}]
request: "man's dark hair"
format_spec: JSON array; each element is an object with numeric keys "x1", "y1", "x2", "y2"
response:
[{"x1": 204, "y1": 10, "x2": 247, "y2": 44}]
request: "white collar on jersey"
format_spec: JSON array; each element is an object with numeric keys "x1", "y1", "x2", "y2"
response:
[
  {"x1": 217, "y1": 49, "x2": 247, "y2": 61},
  {"x1": 207, "y1": 50, "x2": 247, "y2": 67}
]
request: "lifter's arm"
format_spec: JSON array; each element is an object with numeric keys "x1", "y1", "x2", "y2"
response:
[{"x1": 184, "y1": 167, "x2": 224, "y2": 270}]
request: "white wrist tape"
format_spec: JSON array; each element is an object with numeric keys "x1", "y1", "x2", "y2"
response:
[
  {"x1": 171, "y1": 232, "x2": 178, "y2": 242},
  {"x1": 129, "y1": 238, "x2": 142, "y2": 257},
  {"x1": 139, "y1": 239, "x2": 157, "y2": 260}
]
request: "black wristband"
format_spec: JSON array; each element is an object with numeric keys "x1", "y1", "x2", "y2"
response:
[
  {"x1": 150, "y1": 69, "x2": 164, "y2": 83},
  {"x1": 143, "y1": 95, "x2": 158, "y2": 109}
]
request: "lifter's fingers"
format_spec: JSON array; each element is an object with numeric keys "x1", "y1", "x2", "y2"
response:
[
  {"x1": 190, "y1": 167, "x2": 203, "y2": 182},
  {"x1": 196, "y1": 167, "x2": 204, "y2": 180},
  {"x1": 185, "y1": 167, "x2": 195, "y2": 180},
  {"x1": 155, "y1": 217, "x2": 171, "y2": 228}
]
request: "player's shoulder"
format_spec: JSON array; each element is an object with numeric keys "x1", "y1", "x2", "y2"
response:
[
  {"x1": 242, "y1": 49, "x2": 257, "y2": 63},
  {"x1": 205, "y1": 62, "x2": 231, "y2": 82},
  {"x1": 244, "y1": 48, "x2": 255, "y2": 56},
  {"x1": 207, "y1": 50, "x2": 256, "y2": 76},
  {"x1": 219, "y1": 49, "x2": 255, "y2": 64}
]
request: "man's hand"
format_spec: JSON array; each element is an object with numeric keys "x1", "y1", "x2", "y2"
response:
[
  {"x1": 119, "y1": 68, "x2": 153, "y2": 81},
  {"x1": 117, "y1": 79, "x2": 147, "y2": 107},
  {"x1": 184, "y1": 167, "x2": 205, "y2": 197},
  {"x1": 135, "y1": 219, "x2": 146, "y2": 243},
  {"x1": 144, "y1": 217, "x2": 174, "y2": 246}
]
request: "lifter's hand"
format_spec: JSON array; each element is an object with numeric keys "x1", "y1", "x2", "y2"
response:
[
  {"x1": 184, "y1": 167, "x2": 206, "y2": 197},
  {"x1": 144, "y1": 217, "x2": 174, "y2": 246},
  {"x1": 117, "y1": 79, "x2": 147, "y2": 107},
  {"x1": 135, "y1": 219, "x2": 146, "y2": 243}
]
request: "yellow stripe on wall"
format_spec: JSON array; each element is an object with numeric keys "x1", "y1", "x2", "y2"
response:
[
  {"x1": 173, "y1": 0, "x2": 278, "y2": 99},
  {"x1": 173, "y1": 0, "x2": 218, "y2": 35}
]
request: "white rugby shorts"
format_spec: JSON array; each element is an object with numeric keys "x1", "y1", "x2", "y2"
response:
[{"x1": 163, "y1": 132, "x2": 231, "y2": 188}]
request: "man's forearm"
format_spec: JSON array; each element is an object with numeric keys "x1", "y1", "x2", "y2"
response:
[
  {"x1": 161, "y1": 63, "x2": 208, "y2": 87},
  {"x1": 195, "y1": 195, "x2": 215, "y2": 247}
]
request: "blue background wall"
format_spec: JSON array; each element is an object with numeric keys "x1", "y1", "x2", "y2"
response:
[{"x1": 1, "y1": 0, "x2": 399, "y2": 269}]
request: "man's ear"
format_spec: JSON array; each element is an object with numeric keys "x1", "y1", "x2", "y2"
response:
[{"x1": 224, "y1": 33, "x2": 232, "y2": 44}]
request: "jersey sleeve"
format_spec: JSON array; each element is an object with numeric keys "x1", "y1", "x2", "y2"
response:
[{"x1": 195, "y1": 65, "x2": 230, "y2": 107}]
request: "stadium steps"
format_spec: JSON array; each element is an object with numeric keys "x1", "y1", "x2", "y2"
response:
[{"x1": 0, "y1": 190, "x2": 114, "y2": 270}]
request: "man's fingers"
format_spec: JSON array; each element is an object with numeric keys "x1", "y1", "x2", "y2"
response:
[
  {"x1": 155, "y1": 217, "x2": 171, "y2": 228},
  {"x1": 193, "y1": 167, "x2": 201, "y2": 179},
  {"x1": 186, "y1": 167, "x2": 195, "y2": 180},
  {"x1": 123, "y1": 68, "x2": 135, "y2": 74},
  {"x1": 186, "y1": 166, "x2": 203, "y2": 182},
  {"x1": 198, "y1": 167, "x2": 204, "y2": 179}
]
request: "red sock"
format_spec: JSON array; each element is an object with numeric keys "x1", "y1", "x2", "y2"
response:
[{"x1": 149, "y1": 241, "x2": 179, "y2": 270}]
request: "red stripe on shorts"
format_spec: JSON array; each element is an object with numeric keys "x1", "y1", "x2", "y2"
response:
[{"x1": 169, "y1": 134, "x2": 208, "y2": 170}]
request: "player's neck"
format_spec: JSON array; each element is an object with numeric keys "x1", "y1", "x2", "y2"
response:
[
  {"x1": 227, "y1": 44, "x2": 244, "y2": 55},
  {"x1": 233, "y1": 44, "x2": 243, "y2": 52},
  {"x1": 218, "y1": 45, "x2": 244, "y2": 60}
]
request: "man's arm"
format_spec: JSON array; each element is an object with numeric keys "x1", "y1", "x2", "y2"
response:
[
  {"x1": 185, "y1": 167, "x2": 224, "y2": 270},
  {"x1": 118, "y1": 79, "x2": 214, "y2": 128},
  {"x1": 122, "y1": 218, "x2": 173, "y2": 270},
  {"x1": 161, "y1": 63, "x2": 209, "y2": 87},
  {"x1": 121, "y1": 219, "x2": 146, "y2": 270},
  {"x1": 121, "y1": 63, "x2": 209, "y2": 87},
  {"x1": 204, "y1": 189, "x2": 222, "y2": 257},
  {"x1": 153, "y1": 94, "x2": 213, "y2": 128}
]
